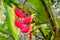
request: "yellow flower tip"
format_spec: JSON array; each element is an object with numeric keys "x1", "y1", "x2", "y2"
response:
[
  {"x1": 31, "y1": 14, "x2": 35, "y2": 19},
  {"x1": 28, "y1": 23, "x2": 35, "y2": 33},
  {"x1": 30, "y1": 23, "x2": 35, "y2": 30},
  {"x1": 30, "y1": 14, "x2": 35, "y2": 22},
  {"x1": 12, "y1": 5, "x2": 15, "y2": 9}
]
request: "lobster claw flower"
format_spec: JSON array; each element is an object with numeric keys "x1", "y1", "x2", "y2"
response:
[
  {"x1": 14, "y1": 19, "x2": 30, "y2": 33},
  {"x1": 23, "y1": 15, "x2": 32, "y2": 24},
  {"x1": 14, "y1": 6, "x2": 34, "y2": 33},
  {"x1": 14, "y1": 18, "x2": 24, "y2": 29},
  {"x1": 14, "y1": 7, "x2": 26, "y2": 18},
  {"x1": 19, "y1": 15, "x2": 32, "y2": 24},
  {"x1": 20, "y1": 24, "x2": 30, "y2": 33}
]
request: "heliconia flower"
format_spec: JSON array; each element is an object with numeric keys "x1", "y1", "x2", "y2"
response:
[
  {"x1": 14, "y1": 6, "x2": 33, "y2": 33},
  {"x1": 14, "y1": 19, "x2": 30, "y2": 33},
  {"x1": 14, "y1": 7, "x2": 26, "y2": 18},
  {"x1": 20, "y1": 24, "x2": 30, "y2": 33},
  {"x1": 14, "y1": 18, "x2": 24, "y2": 29},
  {"x1": 19, "y1": 15, "x2": 32, "y2": 24},
  {"x1": 23, "y1": 15, "x2": 32, "y2": 24}
]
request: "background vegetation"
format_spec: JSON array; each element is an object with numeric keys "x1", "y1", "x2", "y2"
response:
[{"x1": 0, "y1": 0, "x2": 60, "y2": 40}]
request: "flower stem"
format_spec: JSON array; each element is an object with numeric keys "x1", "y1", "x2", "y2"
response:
[{"x1": 29, "y1": 31, "x2": 32, "y2": 40}]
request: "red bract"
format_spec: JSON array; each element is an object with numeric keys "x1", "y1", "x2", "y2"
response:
[
  {"x1": 20, "y1": 24, "x2": 30, "y2": 33},
  {"x1": 14, "y1": 18, "x2": 24, "y2": 29},
  {"x1": 14, "y1": 19, "x2": 30, "y2": 33},
  {"x1": 23, "y1": 15, "x2": 32, "y2": 24},
  {"x1": 19, "y1": 15, "x2": 32, "y2": 24},
  {"x1": 14, "y1": 7, "x2": 26, "y2": 18},
  {"x1": 14, "y1": 18, "x2": 20, "y2": 28}
]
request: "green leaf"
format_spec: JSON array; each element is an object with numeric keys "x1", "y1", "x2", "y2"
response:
[
  {"x1": 3, "y1": 3, "x2": 18, "y2": 40},
  {"x1": 27, "y1": 0, "x2": 48, "y2": 23},
  {"x1": 0, "y1": 22, "x2": 11, "y2": 34},
  {"x1": 5, "y1": 6, "x2": 18, "y2": 40}
]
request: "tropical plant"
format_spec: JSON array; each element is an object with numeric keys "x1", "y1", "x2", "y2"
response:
[{"x1": 0, "y1": 0, "x2": 60, "y2": 40}]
